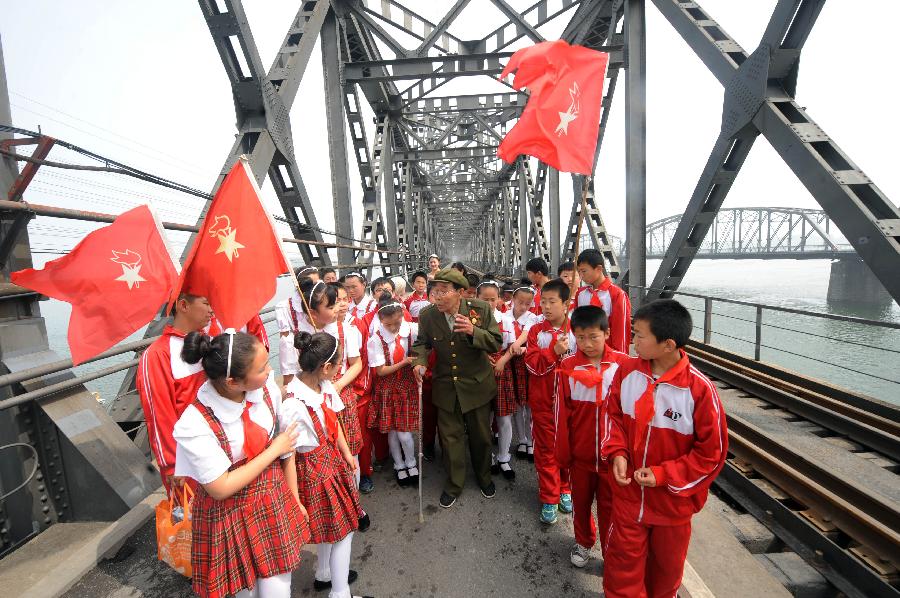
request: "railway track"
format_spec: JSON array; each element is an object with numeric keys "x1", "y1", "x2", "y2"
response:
[{"x1": 687, "y1": 342, "x2": 900, "y2": 598}]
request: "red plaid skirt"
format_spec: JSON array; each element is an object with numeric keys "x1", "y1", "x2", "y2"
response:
[
  {"x1": 337, "y1": 385, "x2": 363, "y2": 456},
  {"x1": 510, "y1": 355, "x2": 529, "y2": 405},
  {"x1": 493, "y1": 352, "x2": 518, "y2": 417},
  {"x1": 369, "y1": 366, "x2": 419, "y2": 433},
  {"x1": 296, "y1": 404, "x2": 361, "y2": 544},
  {"x1": 191, "y1": 460, "x2": 309, "y2": 598}
]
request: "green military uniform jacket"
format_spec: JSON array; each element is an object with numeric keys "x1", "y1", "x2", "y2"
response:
[{"x1": 412, "y1": 297, "x2": 503, "y2": 414}]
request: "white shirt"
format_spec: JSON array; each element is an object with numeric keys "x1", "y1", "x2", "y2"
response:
[
  {"x1": 407, "y1": 295, "x2": 431, "y2": 319},
  {"x1": 173, "y1": 372, "x2": 290, "y2": 484},
  {"x1": 349, "y1": 294, "x2": 376, "y2": 321},
  {"x1": 502, "y1": 310, "x2": 539, "y2": 348},
  {"x1": 494, "y1": 309, "x2": 511, "y2": 350},
  {"x1": 281, "y1": 378, "x2": 346, "y2": 454},
  {"x1": 366, "y1": 320, "x2": 418, "y2": 367}
]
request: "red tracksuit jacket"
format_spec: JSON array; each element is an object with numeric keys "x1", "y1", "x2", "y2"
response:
[
  {"x1": 600, "y1": 352, "x2": 727, "y2": 525},
  {"x1": 524, "y1": 318, "x2": 577, "y2": 412},
  {"x1": 555, "y1": 347, "x2": 630, "y2": 472},
  {"x1": 572, "y1": 278, "x2": 632, "y2": 353},
  {"x1": 136, "y1": 325, "x2": 207, "y2": 480}
]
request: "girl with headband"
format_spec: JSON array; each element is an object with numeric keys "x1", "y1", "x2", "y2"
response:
[
  {"x1": 506, "y1": 284, "x2": 541, "y2": 462},
  {"x1": 173, "y1": 330, "x2": 308, "y2": 598},
  {"x1": 366, "y1": 295, "x2": 421, "y2": 488},
  {"x1": 475, "y1": 280, "x2": 517, "y2": 481},
  {"x1": 281, "y1": 332, "x2": 372, "y2": 598}
]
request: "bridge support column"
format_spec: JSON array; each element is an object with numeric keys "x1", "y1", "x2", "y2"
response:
[{"x1": 827, "y1": 258, "x2": 893, "y2": 307}]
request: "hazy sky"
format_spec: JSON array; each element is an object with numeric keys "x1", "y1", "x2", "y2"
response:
[{"x1": 2, "y1": 0, "x2": 897, "y2": 267}]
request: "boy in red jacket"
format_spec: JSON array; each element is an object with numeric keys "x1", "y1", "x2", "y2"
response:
[
  {"x1": 574, "y1": 248, "x2": 631, "y2": 352},
  {"x1": 601, "y1": 299, "x2": 727, "y2": 598},
  {"x1": 525, "y1": 278, "x2": 576, "y2": 524},
  {"x1": 556, "y1": 305, "x2": 629, "y2": 569}
]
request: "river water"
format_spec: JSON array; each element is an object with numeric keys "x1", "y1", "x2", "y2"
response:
[{"x1": 34, "y1": 259, "x2": 900, "y2": 406}]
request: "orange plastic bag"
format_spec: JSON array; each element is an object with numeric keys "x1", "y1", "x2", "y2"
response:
[{"x1": 156, "y1": 484, "x2": 193, "y2": 577}]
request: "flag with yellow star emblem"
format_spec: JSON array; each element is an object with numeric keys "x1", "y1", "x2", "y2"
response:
[
  {"x1": 171, "y1": 157, "x2": 291, "y2": 330},
  {"x1": 497, "y1": 40, "x2": 608, "y2": 175},
  {"x1": 11, "y1": 204, "x2": 177, "y2": 365}
]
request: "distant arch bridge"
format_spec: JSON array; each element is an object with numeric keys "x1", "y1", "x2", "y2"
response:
[{"x1": 584, "y1": 207, "x2": 855, "y2": 261}]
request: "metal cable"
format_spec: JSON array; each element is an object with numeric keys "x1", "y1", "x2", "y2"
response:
[{"x1": 0, "y1": 443, "x2": 40, "y2": 501}]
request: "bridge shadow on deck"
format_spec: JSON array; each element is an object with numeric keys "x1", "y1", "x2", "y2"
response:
[{"x1": 63, "y1": 445, "x2": 600, "y2": 598}]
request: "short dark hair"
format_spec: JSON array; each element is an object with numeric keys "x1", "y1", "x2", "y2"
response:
[
  {"x1": 295, "y1": 265, "x2": 319, "y2": 278},
  {"x1": 410, "y1": 270, "x2": 428, "y2": 283},
  {"x1": 465, "y1": 273, "x2": 480, "y2": 288},
  {"x1": 570, "y1": 305, "x2": 609, "y2": 333},
  {"x1": 170, "y1": 292, "x2": 201, "y2": 316},
  {"x1": 320, "y1": 267, "x2": 336, "y2": 277},
  {"x1": 341, "y1": 271, "x2": 367, "y2": 285},
  {"x1": 540, "y1": 278, "x2": 570, "y2": 302},
  {"x1": 576, "y1": 249, "x2": 605, "y2": 270},
  {"x1": 633, "y1": 299, "x2": 692, "y2": 348},
  {"x1": 371, "y1": 276, "x2": 394, "y2": 291},
  {"x1": 450, "y1": 261, "x2": 468, "y2": 275},
  {"x1": 557, "y1": 261, "x2": 575, "y2": 275},
  {"x1": 526, "y1": 257, "x2": 549, "y2": 276}
]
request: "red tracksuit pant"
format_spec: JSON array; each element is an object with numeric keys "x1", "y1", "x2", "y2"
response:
[
  {"x1": 603, "y1": 514, "x2": 692, "y2": 598},
  {"x1": 357, "y1": 396, "x2": 390, "y2": 476},
  {"x1": 531, "y1": 397, "x2": 570, "y2": 504},
  {"x1": 571, "y1": 465, "x2": 613, "y2": 553}
]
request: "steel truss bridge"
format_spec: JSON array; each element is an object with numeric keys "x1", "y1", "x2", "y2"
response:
[
  {"x1": 590, "y1": 206, "x2": 855, "y2": 260},
  {"x1": 1, "y1": 0, "x2": 900, "y2": 567}
]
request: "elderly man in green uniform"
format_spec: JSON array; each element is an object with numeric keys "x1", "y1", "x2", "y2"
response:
[{"x1": 412, "y1": 268, "x2": 502, "y2": 508}]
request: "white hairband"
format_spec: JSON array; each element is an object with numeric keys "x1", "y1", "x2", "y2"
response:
[
  {"x1": 326, "y1": 339, "x2": 339, "y2": 364},
  {"x1": 224, "y1": 328, "x2": 237, "y2": 379},
  {"x1": 377, "y1": 301, "x2": 403, "y2": 313},
  {"x1": 476, "y1": 280, "x2": 501, "y2": 289},
  {"x1": 513, "y1": 286, "x2": 535, "y2": 294},
  {"x1": 345, "y1": 271, "x2": 365, "y2": 280}
]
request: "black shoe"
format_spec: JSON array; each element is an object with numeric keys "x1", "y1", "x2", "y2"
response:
[
  {"x1": 423, "y1": 445, "x2": 435, "y2": 462},
  {"x1": 516, "y1": 443, "x2": 528, "y2": 459},
  {"x1": 499, "y1": 461, "x2": 516, "y2": 480},
  {"x1": 395, "y1": 468, "x2": 411, "y2": 487},
  {"x1": 357, "y1": 512, "x2": 371, "y2": 532},
  {"x1": 314, "y1": 569, "x2": 358, "y2": 591},
  {"x1": 359, "y1": 475, "x2": 374, "y2": 494},
  {"x1": 373, "y1": 458, "x2": 385, "y2": 472},
  {"x1": 527, "y1": 445, "x2": 535, "y2": 463},
  {"x1": 481, "y1": 482, "x2": 496, "y2": 499},
  {"x1": 439, "y1": 491, "x2": 457, "y2": 508},
  {"x1": 407, "y1": 466, "x2": 420, "y2": 486}
]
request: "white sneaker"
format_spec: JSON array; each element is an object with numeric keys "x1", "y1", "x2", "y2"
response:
[{"x1": 570, "y1": 543, "x2": 591, "y2": 568}]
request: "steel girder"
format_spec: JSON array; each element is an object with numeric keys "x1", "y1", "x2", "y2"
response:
[{"x1": 646, "y1": 0, "x2": 900, "y2": 304}]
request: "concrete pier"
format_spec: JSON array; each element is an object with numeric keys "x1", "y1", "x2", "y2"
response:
[{"x1": 827, "y1": 258, "x2": 893, "y2": 306}]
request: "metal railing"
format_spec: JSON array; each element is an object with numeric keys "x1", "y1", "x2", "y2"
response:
[{"x1": 626, "y1": 285, "x2": 900, "y2": 397}]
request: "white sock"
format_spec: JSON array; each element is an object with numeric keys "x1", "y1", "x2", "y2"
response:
[
  {"x1": 388, "y1": 430, "x2": 404, "y2": 470},
  {"x1": 235, "y1": 587, "x2": 257, "y2": 598},
  {"x1": 316, "y1": 543, "x2": 332, "y2": 581},
  {"x1": 256, "y1": 572, "x2": 292, "y2": 598},
  {"x1": 354, "y1": 455, "x2": 360, "y2": 486},
  {"x1": 397, "y1": 431, "x2": 416, "y2": 468},
  {"x1": 328, "y1": 533, "x2": 354, "y2": 598},
  {"x1": 496, "y1": 415, "x2": 513, "y2": 463}
]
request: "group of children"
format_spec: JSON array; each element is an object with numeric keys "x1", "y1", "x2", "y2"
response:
[{"x1": 136, "y1": 250, "x2": 727, "y2": 598}]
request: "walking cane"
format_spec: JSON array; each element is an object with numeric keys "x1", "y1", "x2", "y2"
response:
[{"x1": 417, "y1": 379, "x2": 425, "y2": 524}]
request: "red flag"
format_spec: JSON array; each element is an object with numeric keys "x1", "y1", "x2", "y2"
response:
[
  {"x1": 12, "y1": 205, "x2": 177, "y2": 365},
  {"x1": 172, "y1": 158, "x2": 290, "y2": 330},
  {"x1": 498, "y1": 40, "x2": 609, "y2": 175}
]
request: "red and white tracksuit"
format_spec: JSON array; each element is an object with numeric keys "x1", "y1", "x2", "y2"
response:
[
  {"x1": 600, "y1": 352, "x2": 727, "y2": 598},
  {"x1": 572, "y1": 278, "x2": 632, "y2": 353},
  {"x1": 524, "y1": 318, "x2": 576, "y2": 504},
  {"x1": 136, "y1": 325, "x2": 207, "y2": 487},
  {"x1": 555, "y1": 347, "x2": 629, "y2": 554},
  {"x1": 529, "y1": 285, "x2": 542, "y2": 316},
  {"x1": 403, "y1": 292, "x2": 431, "y2": 322}
]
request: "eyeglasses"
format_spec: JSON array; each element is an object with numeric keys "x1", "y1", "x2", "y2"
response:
[{"x1": 431, "y1": 288, "x2": 457, "y2": 297}]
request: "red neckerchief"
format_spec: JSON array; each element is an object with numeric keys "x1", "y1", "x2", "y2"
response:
[
  {"x1": 240, "y1": 387, "x2": 272, "y2": 460},
  {"x1": 512, "y1": 313, "x2": 525, "y2": 338},
  {"x1": 321, "y1": 393, "x2": 340, "y2": 442},
  {"x1": 633, "y1": 351, "x2": 691, "y2": 457},
  {"x1": 557, "y1": 350, "x2": 610, "y2": 403},
  {"x1": 588, "y1": 278, "x2": 613, "y2": 307},
  {"x1": 379, "y1": 330, "x2": 405, "y2": 365}
]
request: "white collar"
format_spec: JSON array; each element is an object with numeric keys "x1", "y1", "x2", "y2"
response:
[
  {"x1": 290, "y1": 378, "x2": 337, "y2": 408},
  {"x1": 514, "y1": 311, "x2": 532, "y2": 325},
  {"x1": 197, "y1": 375, "x2": 268, "y2": 424},
  {"x1": 353, "y1": 294, "x2": 373, "y2": 309},
  {"x1": 377, "y1": 319, "x2": 411, "y2": 343},
  {"x1": 295, "y1": 314, "x2": 338, "y2": 336}
]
